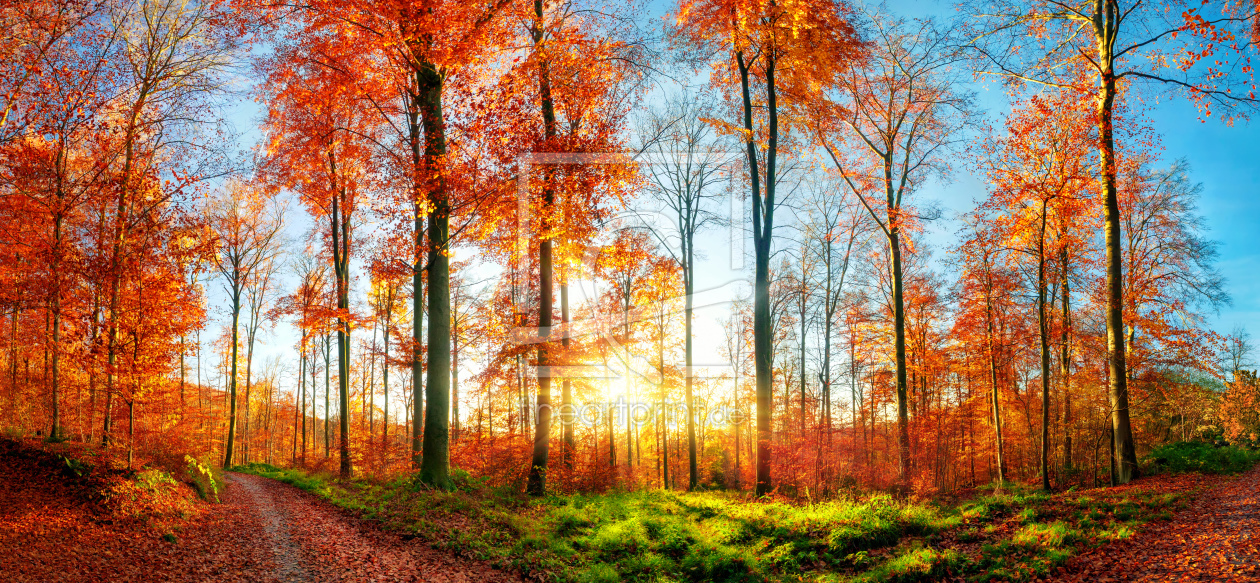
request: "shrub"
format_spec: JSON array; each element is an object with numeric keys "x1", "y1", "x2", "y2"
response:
[
  {"x1": 60, "y1": 454, "x2": 93, "y2": 479},
  {"x1": 137, "y1": 468, "x2": 178, "y2": 491},
  {"x1": 1144, "y1": 441, "x2": 1260, "y2": 474},
  {"x1": 184, "y1": 455, "x2": 219, "y2": 502}
]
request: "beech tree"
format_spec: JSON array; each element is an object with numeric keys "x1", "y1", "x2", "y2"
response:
[
  {"x1": 519, "y1": 0, "x2": 645, "y2": 497},
  {"x1": 674, "y1": 0, "x2": 864, "y2": 496},
  {"x1": 981, "y1": 90, "x2": 1094, "y2": 489},
  {"x1": 813, "y1": 12, "x2": 973, "y2": 487},
  {"x1": 207, "y1": 183, "x2": 284, "y2": 468},
  {"x1": 971, "y1": 0, "x2": 1260, "y2": 484},
  {"x1": 636, "y1": 95, "x2": 729, "y2": 490},
  {"x1": 799, "y1": 179, "x2": 871, "y2": 448}
]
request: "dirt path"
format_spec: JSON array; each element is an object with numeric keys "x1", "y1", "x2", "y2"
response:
[
  {"x1": 227, "y1": 473, "x2": 309, "y2": 582},
  {"x1": 0, "y1": 440, "x2": 521, "y2": 583},
  {"x1": 1054, "y1": 465, "x2": 1260, "y2": 582},
  {"x1": 224, "y1": 472, "x2": 523, "y2": 583}
]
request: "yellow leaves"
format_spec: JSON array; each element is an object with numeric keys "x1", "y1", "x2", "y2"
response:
[{"x1": 700, "y1": 116, "x2": 752, "y2": 141}]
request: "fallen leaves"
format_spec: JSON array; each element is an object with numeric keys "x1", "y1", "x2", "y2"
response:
[
  {"x1": 1045, "y1": 466, "x2": 1260, "y2": 582},
  {"x1": 229, "y1": 472, "x2": 523, "y2": 583},
  {"x1": 0, "y1": 439, "x2": 523, "y2": 583}
]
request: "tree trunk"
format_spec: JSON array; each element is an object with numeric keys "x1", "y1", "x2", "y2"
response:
[
  {"x1": 331, "y1": 183, "x2": 353, "y2": 480},
  {"x1": 684, "y1": 243, "x2": 697, "y2": 490},
  {"x1": 527, "y1": 0, "x2": 558, "y2": 496},
  {"x1": 297, "y1": 340, "x2": 305, "y2": 465},
  {"x1": 888, "y1": 227, "x2": 911, "y2": 489},
  {"x1": 324, "y1": 335, "x2": 330, "y2": 458},
  {"x1": 224, "y1": 289, "x2": 241, "y2": 467},
  {"x1": 452, "y1": 297, "x2": 460, "y2": 443},
  {"x1": 49, "y1": 216, "x2": 62, "y2": 439},
  {"x1": 561, "y1": 280, "x2": 574, "y2": 468},
  {"x1": 384, "y1": 292, "x2": 392, "y2": 459},
  {"x1": 985, "y1": 266, "x2": 1006, "y2": 484},
  {"x1": 1037, "y1": 202, "x2": 1051, "y2": 491},
  {"x1": 418, "y1": 60, "x2": 452, "y2": 490},
  {"x1": 738, "y1": 47, "x2": 778, "y2": 497},
  {"x1": 1061, "y1": 248, "x2": 1073, "y2": 470},
  {"x1": 408, "y1": 66, "x2": 427, "y2": 470},
  {"x1": 1090, "y1": 0, "x2": 1138, "y2": 485}
]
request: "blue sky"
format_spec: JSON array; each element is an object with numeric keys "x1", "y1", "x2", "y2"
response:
[{"x1": 1153, "y1": 99, "x2": 1260, "y2": 336}]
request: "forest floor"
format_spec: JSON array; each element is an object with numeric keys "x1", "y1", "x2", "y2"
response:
[
  {"x1": 1042, "y1": 464, "x2": 1260, "y2": 582},
  {"x1": 228, "y1": 457, "x2": 1260, "y2": 583},
  {"x1": 3, "y1": 435, "x2": 1259, "y2": 582},
  {"x1": 0, "y1": 438, "x2": 521, "y2": 583}
]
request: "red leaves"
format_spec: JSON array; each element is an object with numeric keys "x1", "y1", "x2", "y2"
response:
[
  {"x1": 1054, "y1": 466, "x2": 1260, "y2": 582},
  {"x1": 226, "y1": 472, "x2": 524, "y2": 583},
  {"x1": 0, "y1": 439, "x2": 522, "y2": 582}
]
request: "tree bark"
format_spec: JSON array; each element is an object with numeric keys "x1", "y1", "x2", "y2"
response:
[
  {"x1": 224, "y1": 288, "x2": 241, "y2": 467},
  {"x1": 331, "y1": 177, "x2": 353, "y2": 479},
  {"x1": 1093, "y1": 0, "x2": 1138, "y2": 485},
  {"x1": 561, "y1": 280, "x2": 574, "y2": 468},
  {"x1": 738, "y1": 47, "x2": 778, "y2": 497},
  {"x1": 889, "y1": 227, "x2": 911, "y2": 489},
  {"x1": 527, "y1": 0, "x2": 558, "y2": 496},
  {"x1": 1037, "y1": 201, "x2": 1051, "y2": 491},
  {"x1": 417, "y1": 60, "x2": 452, "y2": 490},
  {"x1": 984, "y1": 259, "x2": 1006, "y2": 484},
  {"x1": 1060, "y1": 247, "x2": 1073, "y2": 471}
]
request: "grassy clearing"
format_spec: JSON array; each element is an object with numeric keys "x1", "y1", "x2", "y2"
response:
[{"x1": 230, "y1": 442, "x2": 1257, "y2": 582}]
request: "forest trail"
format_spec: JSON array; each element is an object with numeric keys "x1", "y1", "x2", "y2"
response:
[
  {"x1": 0, "y1": 440, "x2": 521, "y2": 583},
  {"x1": 1054, "y1": 465, "x2": 1260, "y2": 582},
  {"x1": 223, "y1": 472, "x2": 523, "y2": 583}
]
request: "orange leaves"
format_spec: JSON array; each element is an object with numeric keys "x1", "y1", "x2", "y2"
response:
[
  {"x1": 1056, "y1": 467, "x2": 1260, "y2": 582},
  {"x1": 673, "y1": 0, "x2": 865, "y2": 122},
  {"x1": 979, "y1": 89, "x2": 1098, "y2": 257}
]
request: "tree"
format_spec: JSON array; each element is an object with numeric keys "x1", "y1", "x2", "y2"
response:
[
  {"x1": 1225, "y1": 326, "x2": 1254, "y2": 381},
  {"x1": 207, "y1": 182, "x2": 284, "y2": 468},
  {"x1": 814, "y1": 12, "x2": 972, "y2": 488},
  {"x1": 800, "y1": 179, "x2": 871, "y2": 448},
  {"x1": 1120, "y1": 158, "x2": 1229, "y2": 391},
  {"x1": 520, "y1": 0, "x2": 646, "y2": 497},
  {"x1": 100, "y1": 0, "x2": 236, "y2": 447},
  {"x1": 636, "y1": 95, "x2": 729, "y2": 490},
  {"x1": 277, "y1": 251, "x2": 327, "y2": 465},
  {"x1": 674, "y1": 0, "x2": 863, "y2": 496},
  {"x1": 981, "y1": 90, "x2": 1095, "y2": 489},
  {"x1": 955, "y1": 218, "x2": 1022, "y2": 486},
  {"x1": 242, "y1": 233, "x2": 284, "y2": 463},
  {"x1": 971, "y1": 0, "x2": 1260, "y2": 485}
]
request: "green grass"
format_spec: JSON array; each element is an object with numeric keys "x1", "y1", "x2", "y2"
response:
[
  {"x1": 229, "y1": 463, "x2": 963, "y2": 582},
  {"x1": 230, "y1": 462, "x2": 332, "y2": 495},
  {"x1": 230, "y1": 444, "x2": 1258, "y2": 583}
]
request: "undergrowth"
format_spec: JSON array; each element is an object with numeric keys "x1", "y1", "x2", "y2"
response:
[
  {"x1": 1, "y1": 437, "x2": 211, "y2": 531},
  {"x1": 1143, "y1": 440, "x2": 1260, "y2": 475}
]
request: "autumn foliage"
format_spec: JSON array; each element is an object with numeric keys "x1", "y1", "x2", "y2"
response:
[{"x1": 1, "y1": 0, "x2": 1258, "y2": 512}]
